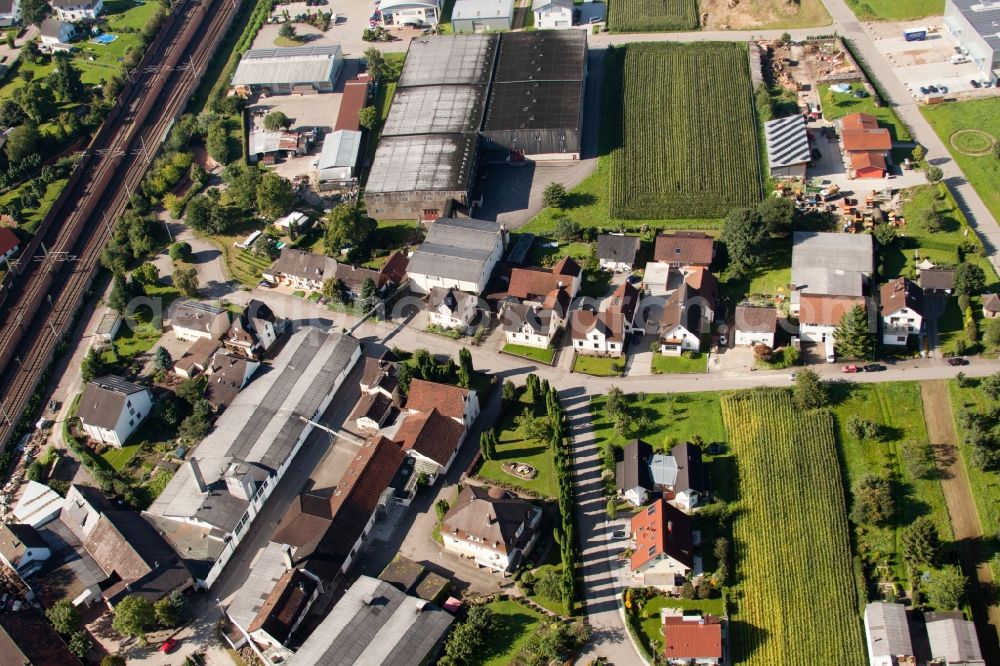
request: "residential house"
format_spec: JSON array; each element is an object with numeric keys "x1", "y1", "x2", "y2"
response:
[
  {"x1": 663, "y1": 613, "x2": 725, "y2": 666},
  {"x1": 532, "y1": 0, "x2": 573, "y2": 28},
  {"x1": 0, "y1": 0, "x2": 20, "y2": 26},
  {"x1": 918, "y1": 267, "x2": 955, "y2": 295},
  {"x1": 0, "y1": 523, "x2": 51, "y2": 578},
  {"x1": 880, "y1": 277, "x2": 924, "y2": 346},
  {"x1": 597, "y1": 233, "x2": 640, "y2": 272},
  {"x1": 863, "y1": 602, "x2": 915, "y2": 666},
  {"x1": 407, "y1": 217, "x2": 506, "y2": 295},
  {"x1": 171, "y1": 300, "x2": 230, "y2": 342},
  {"x1": 272, "y1": 437, "x2": 408, "y2": 582},
  {"x1": 263, "y1": 248, "x2": 337, "y2": 291},
  {"x1": 649, "y1": 441, "x2": 708, "y2": 513},
  {"x1": 734, "y1": 305, "x2": 778, "y2": 348},
  {"x1": 983, "y1": 293, "x2": 1000, "y2": 319},
  {"x1": 630, "y1": 499, "x2": 698, "y2": 590},
  {"x1": 798, "y1": 292, "x2": 866, "y2": 347},
  {"x1": 404, "y1": 378, "x2": 480, "y2": 429},
  {"x1": 51, "y1": 0, "x2": 102, "y2": 21},
  {"x1": 658, "y1": 269, "x2": 717, "y2": 356},
  {"x1": 0, "y1": 611, "x2": 82, "y2": 666},
  {"x1": 223, "y1": 299, "x2": 284, "y2": 360},
  {"x1": 172, "y1": 339, "x2": 219, "y2": 379},
  {"x1": 926, "y1": 615, "x2": 984, "y2": 666},
  {"x1": 507, "y1": 256, "x2": 582, "y2": 302},
  {"x1": 350, "y1": 392, "x2": 395, "y2": 432},
  {"x1": 571, "y1": 281, "x2": 640, "y2": 357},
  {"x1": 502, "y1": 287, "x2": 570, "y2": 350},
  {"x1": 441, "y1": 485, "x2": 543, "y2": 573},
  {"x1": 841, "y1": 113, "x2": 892, "y2": 179},
  {"x1": 393, "y1": 408, "x2": 466, "y2": 484},
  {"x1": 287, "y1": 576, "x2": 454, "y2": 666},
  {"x1": 246, "y1": 569, "x2": 320, "y2": 650},
  {"x1": 204, "y1": 352, "x2": 260, "y2": 410},
  {"x1": 428, "y1": 287, "x2": 480, "y2": 333},
  {"x1": 39, "y1": 18, "x2": 76, "y2": 50},
  {"x1": 653, "y1": 232, "x2": 714, "y2": 269},
  {"x1": 0, "y1": 227, "x2": 19, "y2": 263},
  {"x1": 616, "y1": 439, "x2": 654, "y2": 507},
  {"x1": 360, "y1": 356, "x2": 400, "y2": 403},
  {"x1": 77, "y1": 376, "x2": 152, "y2": 447}
]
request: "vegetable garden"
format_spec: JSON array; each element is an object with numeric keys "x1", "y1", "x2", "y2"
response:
[
  {"x1": 607, "y1": 0, "x2": 698, "y2": 32},
  {"x1": 608, "y1": 43, "x2": 765, "y2": 219},
  {"x1": 720, "y1": 390, "x2": 866, "y2": 666}
]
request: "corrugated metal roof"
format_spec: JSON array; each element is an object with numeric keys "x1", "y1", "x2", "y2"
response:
[
  {"x1": 926, "y1": 617, "x2": 983, "y2": 663},
  {"x1": 366, "y1": 133, "x2": 477, "y2": 194},
  {"x1": 383, "y1": 85, "x2": 487, "y2": 136},
  {"x1": 765, "y1": 114, "x2": 811, "y2": 168},
  {"x1": 232, "y1": 45, "x2": 342, "y2": 86},
  {"x1": 492, "y1": 30, "x2": 587, "y2": 83},
  {"x1": 318, "y1": 130, "x2": 362, "y2": 171},
  {"x1": 225, "y1": 542, "x2": 290, "y2": 631},
  {"x1": 397, "y1": 34, "x2": 498, "y2": 88},
  {"x1": 482, "y1": 80, "x2": 582, "y2": 131},
  {"x1": 792, "y1": 231, "x2": 873, "y2": 283},
  {"x1": 864, "y1": 603, "x2": 913, "y2": 658}
]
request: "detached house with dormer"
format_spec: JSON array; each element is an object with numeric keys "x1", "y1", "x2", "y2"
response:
[
  {"x1": 441, "y1": 485, "x2": 543, "y2": 573},
  {"x1": 571, "y1": 281, "x2": 640, "y2": 357},
  {"x1": 428, "y1": 286, "x2": 479, "y2": 333},
  {"x1": 880, "y1": 277, "x2": 924, "y2": 346},
  {"x1": 223, "y1": 300, "x2": 285, "y2": 360},
  {"x1": 78, "y1": 376, "x2": 153, "y2": 447},
  {"x1": 630, "y1": 499, "x2": 699, "y2": 591},
  {"x1": 502, "y1": 287, "x2": 570, "y2": 350},
  {"x1": 658, "y1": 269, "x2": 717, "y2": 356}
]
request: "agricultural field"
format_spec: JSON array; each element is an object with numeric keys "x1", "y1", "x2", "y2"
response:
[
  {"x1": 922, "y1": 98, "x2": 1000, "y2": 224},
  {"x1": 843, "y1": 0, "x2": 942, "y2": 20},
  {"x1": 607, "y1": 43, "x2": 764, "y2": 220},
  {"x1": 720, "y1": 390, "x2": 866, "y2": 665},
  {"x1": 607, "y1": 0, "x2": 698, "y2": 32},
  {"x1": 700, "y1": 0, "x2": 831, "y2": 30}
]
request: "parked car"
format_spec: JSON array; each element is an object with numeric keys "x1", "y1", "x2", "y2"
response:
[
  {"x1": 919, "y1": 86, "x2": 930, "y2": 94},
  {"x1": 612, "y1": 530, "x2": 627, "y2": 540},
  {"x1": 971, "y1": 79, "x2": 982, "y2": 88},
  {"x1": 947, "y1": 357, "x2": 969, "y2": 366},
  {"x1": 160, "y1": 638, "x2": 178, "y2": 654},
  {"x1": 937, "y1": 85, "x2": 949, "y2": 94},
  {"x1": 863, "y1": 364, "x2": 886, "y2": 372},
  {"x1": 788, "y1": 373, "x2": 798, "y2": 381},
  {"x1": 841, "y1": 364, "x2": 859, "y2": 373}
]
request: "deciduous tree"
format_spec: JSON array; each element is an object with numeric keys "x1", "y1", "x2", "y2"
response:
[
  {"x1": 927, "y1": 565, "x2": 967, "y2": 609},
  {"x1": 173, "y1": 266, "x2": 199, "y2": 297},
  {"x1": 256, "y1": 172, "x2": 294, "y2": 220},
  {"x1": 263, "y1": 111, "x2": 291, "y2": 131},
  {"x1": 46, "y1": 599, "x2": 82, "y2": 635},
  {"x1": 852, "y1": 474, "x2": 894, "y2": 525},
  {"x1": 954, "y1": 263, "x2": 986, "y2": 296},
  {"x1": 4, "y1": 123, "x2": 38, "y2": 162},
  {"x1": 721, "y1": 207, "x2": 766, "y2": 276},
  {"x1": 792, "y1": 369, "x2": 827, "y2": 410},
  {"x1": 112, "y1": 595, "x2": 155, "y2": 645},
  {"x1": 358, "y1": 105, "x2": 376, "y2": 130}
]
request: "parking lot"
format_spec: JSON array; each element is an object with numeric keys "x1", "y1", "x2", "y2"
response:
[
  {"x1": 868, "y1": 21, "x2": 989, "y2": 98},
  {"x1": 253, "y1": 0, "x2": 411, "y2": 56}
]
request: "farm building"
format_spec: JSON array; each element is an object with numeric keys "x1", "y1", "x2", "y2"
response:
[
  {"x1": 840, "y1": 113, "x2": 891, "y2": 179},
  {"x1": 407, "y1": 217, "x2": 506, "y2": 294},
  {"x1": 533, "y1": 0, "x2": 573, "y2": 29},
  {"x1": 764, "y1": 114, "x2": 811, "y2": 178},
  {"x1": 480, "y1": 31, "x2": 587, "y2": 159},
  {"x1": 945, "y1": 0, "x2": 1000, "y2": 83},
  {"x1": 790, "y1": 232, "x2": 872, "y2": 344},
  {"x1": 333, "y1": 75, "x2": 371, "y2": 131},
  {"x1": 364, "y1": 133, "x2": 478, "y2": 220},
  {"x1": 863, "y1": 602, "x2": 914, "y2": 666},
  {"x1": 451, "y1": 0, "x2": 515, "y2": 32},
  {"x1": 315, "y1": 129, "x2": 362, "y2": 188},
  {"x1": 232, "y1": 46, "x2": 344, "y2": 95},
  {"x1": 248, "y1": 130, "x2": 310, "y2": 164},
  {"x1": 375, "y1": 0, "x2": 442, "y2": 27}
]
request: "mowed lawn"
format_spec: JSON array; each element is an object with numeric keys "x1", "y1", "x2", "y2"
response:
[
  {"x1": 818, "y1": 82, "x2": 912, "y2": 142},
  {"x1": 651, "y1": 352, "x2": 707, "y2": 374},
  {"x1": 829, "y1": 382, "x2": 954, "y2": 580},
  {"x1": 922, "y1": 98, "x2": 1000, "y2": 225},
  {"x1": 572, "y1": 354, "x2": 622, "y2": 376},
  {"x1": 477, "y1": 397, "x2": 559, "y2": 498},
  {"x1": 477, "y1": 600, "x2": 544, "y2": 666},
  {"x1": 844, "y1": 0, "x2": 942, "y2": 20},
  {"x1": 590, "y1": 391, "x2": 726, "y2": 450},
  {"x1": 502, "y1": 344, "x2": 556, "y2": 365}
]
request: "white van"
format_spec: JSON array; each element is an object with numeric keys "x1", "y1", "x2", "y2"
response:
[{"x1": 825, "y1": 338, "x2": 836, "y2": 363}]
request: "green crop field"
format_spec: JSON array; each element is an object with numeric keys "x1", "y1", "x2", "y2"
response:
[
  {"x1": 844, "y1": 0, "x2": 942, "y2": 21},
  {"x1": 607, "y1": 0, "x2": 697, "y2": 32},
  {"x1": 721, "y1": 390, "x2": 866, "y2": 666},
  {"x1": 608, "y1": 43, "x2": 764, "y2": 220}
]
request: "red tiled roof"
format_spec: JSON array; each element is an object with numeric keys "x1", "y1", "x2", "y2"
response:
[
  {"x1": 551, "y1": 256, "x2": 581, "y2": 277},
  {"x1": 799, "y1": 294, "x2": 865, "y2": 326},
  {"x1": 850, "y1": 150, "x2": 887, "y2": 174},
  {"x1": 841, "y1": 112, "x2": 879, "y2": 131},
  {"x1": 607, "y1": 281, "x2": 640, "y2": 323},
  {"x1": 630, "y1": 499, "x2": 694, "y2": 571},
  {"x1": 843, "y1": 129, "x2": 892, "y2": 152},
  {"x1": 571, "y1": 309, "x2": 625, "y2": 343},
  {"x1": 379, "y1": 250, "x2": 409, "y2": 285},
  {"x1": 684, "y1": 268, "x2": 718, "y2": 307},
  {"x1": 334, "y1": 77, "x2": 371, "y2": 132},
  {"x1": 405, "y1": 378, "x2": 470, "y2": 421},
  {"x1": 663, "y1": 615, "x2": 723, "y2": 659},
  {"x1": 0, "y1": 227, "x2": 19, "y2": 256},
  {"x1": 653, "y1": 232, "x2": 714, "y2": 266},
  {"x1": 508, "y1": 258, "x2": 579, "y2": 300},
  {"x1": 394, "y1": 408, "x2": 466, "y2": 467},
  {"x1": 248, "y1": 569, "x2": 318, "y2": 643}
]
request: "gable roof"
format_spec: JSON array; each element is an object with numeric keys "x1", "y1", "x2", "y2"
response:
[
  {"x1": 596, "y1": 234, "x2": 640, "y2": 265},
  {"x1": 394, "y1": 409, "x2": 466, "y2": 466},
  {"x1": 608, "y1": 281, "x2": 640, "y2": 323},
  {"x1": 735, "y1": 305, "x2": 778, "y2": 334},
  {"x1": 267, "y1": 247, "x2": 337, "y2": 282},
  {"x1": 669, "y1": 441, "x2": 707, "y2": 495},
  {"x1": 0, "y1": 523, "x2": 47, "y2": 567},
  {"x1": 926, "y1": 617, "x2": 983, "y2": 664},
  {"x1": 248, "y1": 569, "x2": 318, "y2": 644},
  {"x1": 850, "y1": 150, "x2": 888, "y2": 173},
  {"x1": 407, "y1": 218, "x2": 503, "y2": 287},
  {"x1": 663, "y1": 615, "x2": 723, "y2": 659},
  {"x1": 502, "y1": 301, "x2": 559, "y2": 335},
  {"x1": 78, "y1": 376, "x2": 148, "y2": 429},
  {"x1": 0, "y1": 611, "x2": 82, "y2": 666},
  {"x1": 880, "y1": 277, "x2": 924, "y2": 316},
  {"x1": 984, "y1": 293, "x2": 1000, "y2": 314},
  {"x1": 654, "y1": 232, "x2": 714, "y2": 266},
  {"x1": 630, "y1": 499, "x2": 694, "y2": 571},
  {"x1": 404, "y1": 379, "x2": 472, "y2": 421},
  {"x1": 532, "y1": 0, "x2": 573, "y2": 11},
  {"x1": 792, "y1": 231, "x2": 873, "y2": 279},
  {"x1": 571, "y1": 309, "x2": 625, "y2": 343},
  {"x1": 918, "y1": 267, "x2": 955, "y2": 292},
  {"x1": 864, "y1": 602, "x2": 913, "y2": 659},
  {"x1": 442, "y1": 485, "x2": 537, "y2": 557},
  {"x1": 616, "y1": 439, "x2": 653, "y2": 493},
  {"x1": 350, "y1": 392, "x2": 394, "y2": 424},
  {"x1": 799, "y1": 293, "x2": 865, "y2": 326},
  {"x1": 205, "y1": 353, "x2": 258, "y2": 409},
  {"x1": 841, "y1": 113, "x2": 892, "y2": 152},
  {"x1": 508, "y1": 260, "x2": 578, "y2": 300},
  {"x1": 361, "y1": 357, "x2": 398, "y2": 394},
  {"x1": 429, "y1": 286, "x2": 479, "y2": 315},
  {"x1": 172, "y1": 300, "x2": 228, "y2": 335},
  {"x1": 765, "y1": 113, "x2": 811, "y2": 168}
]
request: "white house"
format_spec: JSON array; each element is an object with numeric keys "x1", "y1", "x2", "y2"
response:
[
  {"x1": 532, "y1": 0, "x2": 573, "y2": 29},
  {"x1": 442, "y1": 485, "x2": 543, "y2": 573},
  {"x1": 223, "y1": 300, "x2": 284, "y2": 360},
  {"x1": 734, "y1": 305, "x2": 778, "y2": 348},
  {"x1": 658, "y1": 269, "x2": 717, "y2": 355},
  {"x1": 571, "y1": 281, "x2": 640, "y2": 358},
  {"x1": 880, "y1": 277, "x2": 923, "y2": 346},
  {"x1": 376, "y1": 0, "x2": 441, "y2": 26},
  {"x1": 171, "y1": 300, "x2": 230, "y2": 342},
  {"x1": 38, "y1": 18, "x2": 76, "y2": 50},
  {"x1": 503, "y1": 300, "x2": 564, "y2": 350},
  {"x1": 428, "y1": 286, "x2": 479, "y2": 334},
  {"x1": 649, "y1": 442, "x2": 708, "y2": 514},
  {"x1": 0, "y1": 523, "x2": 51, "y2": 577},
  {"x1": 407, "y1": 218, "x2": 506, "y2": 295},
  {"x1": 863, "y1": 602, "x2": 914, "y2": 666},
  {"x1": 630, "y1": 499, "x2": 699, "y2": 591},
  {"x1": 663, "y1": 613, "x2": 725, "y2": 666},
  {"x1": 78, "y1": 376, "x2": 153, "y2": 447},
  {"x1": 262, "y1": 248, "x2": 337, "y2": 291},
  {"x1": 51, "y1": 0, "x2": 102, "y2": 21},
  {"x1": 597, "y1": 234, "x2": 640, "y2": 273},
  {"x1": 0, "y1": 0, "x2": 20, "y2": 26}
]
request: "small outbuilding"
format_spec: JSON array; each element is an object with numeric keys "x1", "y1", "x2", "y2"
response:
[{"x1": 315, "y1": 129, "x2": 362, "y2": 187}]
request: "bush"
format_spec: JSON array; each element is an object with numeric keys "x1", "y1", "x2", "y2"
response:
[
  {"x1": 542, "y1": 182, "x2": 567, "y2": 209},
  {"x1": 169, "y1": 242, "x2": 192, "y2": 262}
]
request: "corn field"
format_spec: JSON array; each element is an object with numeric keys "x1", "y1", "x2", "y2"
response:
[
  {"x1": 720, "y1": 390, "x2": 866, "y2": 666},
  {"x1": 607, "y1": 0, "x2": 698, "y2": 32},
  {"x1": 608, "y1": 43, "x2": 764, "y2": 219}
]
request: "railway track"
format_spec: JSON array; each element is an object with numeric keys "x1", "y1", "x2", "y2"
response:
[{"x1": 0, "y1": 0, "x2": 241, "y2": 450}]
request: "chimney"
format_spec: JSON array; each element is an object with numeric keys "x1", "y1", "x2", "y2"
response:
[
  {"x1": 282, "y1": 544, "x2": 294, "y2": 570},
  {"x1": 667, "y1": 521, "x2": 673, "y2": 534},
  {"x1": 188, "y1": 459, "x2": 207, "y2": 493}
]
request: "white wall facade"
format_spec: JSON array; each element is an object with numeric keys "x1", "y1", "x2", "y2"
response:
[
  {"x1": 53, "y1": 0, "x2": 102, "y2": 21},
  {"x1": 573, "y1": 328, "x2": 622, "y2": 357},
  {"x1": 81, "y1": 389, "x2": 152, "y2": 447},
  {"x1": 799, "y1": 322, "x2": 835, "y2": 344},
  {"x1": 660, "y1": 326, "x2": 699, "y2": 356},
  {"x1": 882, "y1": 307, "x2": 922, "y2": 346},
  {"x1": 534, "y1": 4, "x2": 572, "y2": 29},
  {"x1": 734, "y1": 329, "x2": 775, "y2": 348}
]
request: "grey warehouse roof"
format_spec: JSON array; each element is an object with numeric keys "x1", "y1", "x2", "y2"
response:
[
  {"x1": 147, "y1": 328, "x2": 360, "y2": 533},
  {"x1": 483, "y1": 80, "x2": 583, "y2": 131},
  {"x1": 765, "y1": 114, "x2": 811, "y2": 168},
  {"x1": 383, "y1": 85, "x2": 488, "y2": 137},
  {"x1": 791, "y1": 231, "x2": 873, "y2": 283},
  {"x1": 366, "y1": 133, "x2": 477, "y2": 194},
  {"x1": 232, "y1": 45, "x2": 342, "y2": 86},
  {"x1": 408, "y1": 217, "x2": 503, "y2": 283},
  {"x1": 317, "y1": 129, "x2": 362, "y2": 170},
  {"x1": 793, "y1": 266, "x2": 863, "y2": 297},
  {"x1": 398, "y1": 34, "x2": 499, "y2": 88},
  {"x1": 951, "y1": 0, "x2": 1000, "y2": 52},
  {"x1": 926, "y1": 616, "x2": 983, "y2": 664},
  {"x1": 288, "y1": 576, "x2": 454, "y2": 666},
  {"x1": 864, "y1": 603, "x2": 913, "y2": 659},
  {"x1": 492, "y1": 30, "x2": 587, "y2": 83},
  {"x1": 453, "y1": 0, "x2": 515, "y2": 21}
]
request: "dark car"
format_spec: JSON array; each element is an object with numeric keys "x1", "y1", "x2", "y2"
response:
[
  {"x1": 926, "y1": 85, "x2": 939, "y2": 94},
  {"x1": 947, "y1": 357, "x2": 970, "y2": 366},
  {"x1": 971, "y1": 79, "x2": 982, "y2": 88},
  {"x1": 937, "y1": 85, "x2": 949, "y2": 94},
  {"x1": 919, "y1": 86, "x2": 930, "y2": 94},
  {"x1": 863, "y1": 364, "x2": 886, "y2": 372}
]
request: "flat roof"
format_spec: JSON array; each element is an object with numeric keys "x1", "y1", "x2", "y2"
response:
[
  {"x1": 792, "y1": 231, "x2": 873, "y2": 280},
  {"x1": 383, "y1": 85, "x2": 488, "y2": 137},
  {"x1": 366, "y1": 133, "x2": 477, "y2": 194},
  {"x1": 951, "y1": 0, "x2": 1000, "y2": 52},
  {"x1": 232, "y1": 45, "x2": 342, "y2": 86},
  {"x1": 398, "y1": 34, "x2": 498, "y2": 88},
  {"x1": 482, "y1": 80, "x2": 582, "y2": 132},
  {"x1": 452, "y1": 0, "x2": 515, "y2": 21},
  {"x1": 492, "y1": 30, "x2": 587, "y2": 83}
]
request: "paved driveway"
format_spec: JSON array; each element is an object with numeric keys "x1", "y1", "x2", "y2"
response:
[{"x1": 923, "y1": 293, "x2": 949, "y2": 356}]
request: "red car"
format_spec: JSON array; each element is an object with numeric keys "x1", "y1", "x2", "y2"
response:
[
  {"x1": 160, "y1": 638, "x2": 179, "y2": 654},
  {"x1": 841, "y1": 365, "x2": 859, "y2": 373}
]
